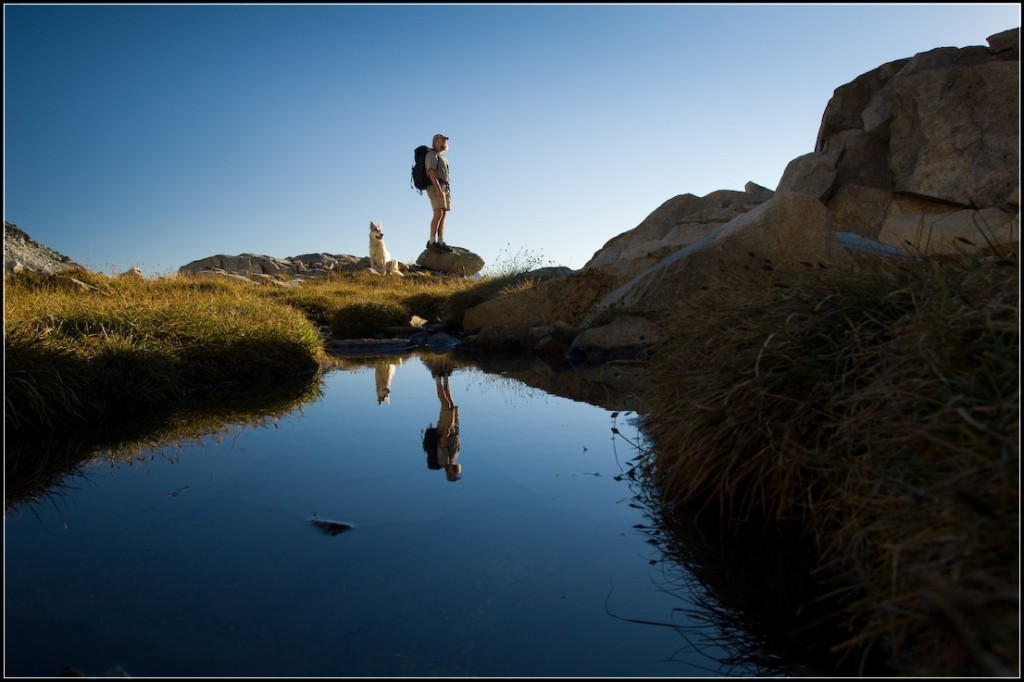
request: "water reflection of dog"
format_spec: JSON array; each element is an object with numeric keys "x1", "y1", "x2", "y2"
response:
[
  {"x1": 421, "y1": 361, "x2": 461, "y2": 482},
  {"x1": 374, "y1": 357, "x2": 404, "y2": 405}
]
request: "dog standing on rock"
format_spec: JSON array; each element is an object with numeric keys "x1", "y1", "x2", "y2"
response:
[{"x1": 369, "y1": 221, "x2": 402, "y2": 276}]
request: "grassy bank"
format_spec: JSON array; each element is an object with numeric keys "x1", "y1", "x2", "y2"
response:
[
  {"x1": 4, "y1": 268, "x2": 327, "y2": 433},
  {"x1": 641, "y1": 250, "x2": 1019, "y2": 676},
  {"x1": 3, "y1": 267, "x2": 538, "y2": 435}
]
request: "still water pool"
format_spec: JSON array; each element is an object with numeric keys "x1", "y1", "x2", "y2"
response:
[{"x1": 5, "y1": 353, "x2": 739, "y2": 677}]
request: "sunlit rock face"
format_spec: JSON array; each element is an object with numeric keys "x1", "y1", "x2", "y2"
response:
[
  {"x1": 580, "y1": 185, "x2": 776, "y2": 282},
  {"x1": 785, "y1": 27, "x2": 1020, "y2": 252}
]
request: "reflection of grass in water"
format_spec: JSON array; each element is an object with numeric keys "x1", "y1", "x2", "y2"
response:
[
  {"x1": 4, "y1": 437, "x2": 94, "y2": 527},
  {"x1": 603, "y1": 419, "x2": 764, "y2": 676},
  {"x1": 606, "y1": 416, "x2": 893, "y2": 677},
  {"x1": 5, "y1": 374, "x2": 325, "y2": 513},
  {"x1": 97, "y1": 374, "x2": 325, "y2": 460}
]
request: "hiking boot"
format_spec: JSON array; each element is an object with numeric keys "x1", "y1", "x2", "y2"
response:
[
  {"x1": 426, "y1": 241, "x2": 442, "y2": 253},
  {"x1": 438, "y1": 242, "x2": 454, "y2": 253}
]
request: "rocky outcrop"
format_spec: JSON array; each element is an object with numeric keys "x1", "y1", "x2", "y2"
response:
[
  {"x1": 463, "y1": 27, "x2": 1019, "y2": 363},
  {"x1": 179, "y1": 253, "x2": 302, "y2": 277},
  {"x1": 178, "y1": 252, "x2": 376, "y2": 283},
  {"x1": 4, "y1": 221, "x2": 83, "y2": 275},
  {"x1": 781, "y1": 27, "x2": 1020, "y2": 253},
  {"x1": 178, "y1": 246, "x2": 488, "y2": 284},
  {"x1": 581, "y1": 184, "x2": 776, "y2": 281},
  {"x1": 593, "y1": 192, "x2": 832, "y2": 317},
  {"x1": 461, "y1": 183, "x2": 776, "y2": 335},
  {"x1": 415, "y1": 246, "x2": 485, "y2": 276},
  {"x1": 566, "y1": 315, "x2": 667, "y2": 364}
]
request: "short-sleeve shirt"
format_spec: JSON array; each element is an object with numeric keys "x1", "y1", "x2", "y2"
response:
[{"x1": 425, "y1": 150, "x2": 450, "y2": 185}]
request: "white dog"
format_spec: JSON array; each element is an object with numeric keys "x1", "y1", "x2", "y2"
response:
[{"x1": 369, "y1": 221, "x2": 402, "y2": 276}]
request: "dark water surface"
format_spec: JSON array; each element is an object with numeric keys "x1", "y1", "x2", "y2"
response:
[{"x1": 5, "y1": 354, "x2": 741, "y2": 677}]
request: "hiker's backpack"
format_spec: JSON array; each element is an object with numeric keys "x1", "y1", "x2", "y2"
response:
[{"x1": 411, "y1": 145, "x2": 431, "y2": 193}]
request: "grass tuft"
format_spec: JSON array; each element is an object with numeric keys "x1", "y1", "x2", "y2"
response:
[{"x1": 641, "y1": 249, "x2": 1019, "y2": 676}]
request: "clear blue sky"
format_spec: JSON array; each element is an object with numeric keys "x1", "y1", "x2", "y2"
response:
[{"x1": 4, "y1": 4, "x2": 1020, "y2": 276}]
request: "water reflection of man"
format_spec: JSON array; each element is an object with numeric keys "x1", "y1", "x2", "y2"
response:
[{"x1": 422, "y1": 364, "x2": 461, "y2": 482}]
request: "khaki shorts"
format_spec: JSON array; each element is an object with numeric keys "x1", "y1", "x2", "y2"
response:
[{"x1": 427, "y1": 184, "x2": 451, "y2": 211}]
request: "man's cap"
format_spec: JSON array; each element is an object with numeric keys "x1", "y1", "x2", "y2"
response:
[{"x1": 432, "y1": 133, "x2": 449, "y2": 142}]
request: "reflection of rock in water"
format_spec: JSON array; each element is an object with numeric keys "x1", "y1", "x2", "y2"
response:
[
  {"x1": 334, "y1": 349, "x2": 649, "y2": 413},
  {"x1": 459, "y1": 350, "x2": 650, "y2": 413},
  {"x1": 631, "y1": 480, "x2": 895, "y2": 676},
  {"x1": 309, "y1": 514, "x2": 355, "y2": 537}
]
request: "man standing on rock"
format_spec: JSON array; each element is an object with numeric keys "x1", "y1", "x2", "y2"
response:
[{"x1": 425, "y1": 133, "x2": 453, "y2": 253}]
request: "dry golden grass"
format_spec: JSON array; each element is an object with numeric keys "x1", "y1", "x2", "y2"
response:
[
  {"x1": 4, "y1": 268, "x2": 326, "y2": 433},
  {"x1": 259, "y1": 270, "x2": 467, "y2": 331},
  {"x1": 255, "y1": 269, "x2": 540, "y2": 336},
  {"x1": 3, "y1": 266, "x2": 523, "y2": 435},
  {"x1": 642, "y1": 249, "x2": 1019, "y2": 676}
]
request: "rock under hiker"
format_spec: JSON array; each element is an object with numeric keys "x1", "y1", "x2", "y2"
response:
[{"x1": 426, "y1": 133, "x2": 453, "y2": 253}]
